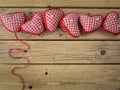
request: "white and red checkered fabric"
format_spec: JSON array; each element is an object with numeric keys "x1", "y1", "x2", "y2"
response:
[
  {"x1": 60, "y1": 13, "x2": 80, "y2": 38},
  {"x1": 80, "y1": 14, "x2": 103, "y2": 33},
  {"x1": 43, "y1": 8, "x2": 64, "y2": 32},
  {"x1": 21, "y1": 12, "x2": 45, "y2": 35},
  {"x1": 103, "y1": 11, "x2": 120, "y2": 35},
  {"x1": 0, "y1": 12, "x2": 26, "y2": 33}
]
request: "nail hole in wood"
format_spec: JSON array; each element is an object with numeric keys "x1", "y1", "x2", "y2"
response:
[
  {"x1": 59, "y1": 33, "x2": 62, "y2": 37},
  {"x1": 100, "y1": 50, "x2": 106, "y2": 56},
  {"x1": 24, "y1": 50, "x2": 27, "y2": 53},
  {"x1": 45, "y1": 72, "x2": 48, "y2": 75},
  {"x1": 47, "y1": 5, "x2": 51, "y2": 8},
  {"x1": 28, "y1": 85, "x2": 32, "y2": 89}
]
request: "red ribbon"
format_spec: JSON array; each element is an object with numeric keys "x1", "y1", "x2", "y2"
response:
[{"x1": 9, "y1": 33, "x2": 30, "y2": 90}]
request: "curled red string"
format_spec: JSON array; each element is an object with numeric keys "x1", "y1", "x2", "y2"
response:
[{"x1": 9, "y1": 33, "x2": 30, "y2": 90}]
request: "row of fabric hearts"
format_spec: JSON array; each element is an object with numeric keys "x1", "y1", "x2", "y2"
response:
[{"x1": 0, "y1": 8, "x2": 120, "y2": 38}]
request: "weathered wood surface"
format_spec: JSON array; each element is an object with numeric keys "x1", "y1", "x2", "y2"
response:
[
  {"x1": 0, "y1": 0, "x2": 120, "y2": 7},
  {"x1": 0, "y1": 41, "x2": 119, "y2": 64},
  {"x1": 0, "y1": 8, "x2": 120, "y2": 40},
  {"x1": 0, "y1": 65, "x2": 120, "y2": 90},
  {"x1": 0, "y1": 0, "x2": 120, "y2": 90}
]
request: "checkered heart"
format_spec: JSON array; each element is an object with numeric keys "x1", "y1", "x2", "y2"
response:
[
  {"x1": 0, "y1": 12, "x2": 26, "y2": 33},
  {"x1": 42, "y1": 8, "x2": 64, "y2": 32},
  {"x1": 103, "y1": 11, "x2": 120, "y2": 35},
  {"x1": 79, "y1": 14, "x2": 103, "y2": 33},
  {"x1": 21, "y1": 12, "x2": 45, "y2": 35},
  {"x1": 60, "y1": 13, "x2": 80, "y2": 38}
]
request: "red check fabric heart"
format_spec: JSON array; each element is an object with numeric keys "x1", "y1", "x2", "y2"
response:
[
  {"x1": 21, "y1": 12, "x2": 45, "y2": 35},
  {"x1": 0, "y1": 12, "x2": 26, "y2": 33},
  {"x1": 60, "y1": 13, "x2": 80, "y2": 38},
  {"x1": 103, "y1": 11, "x2": 120, "y2": 35},
  {"x1": 79, "y1": 14, "x2": 103, "y2": 33},
  {"x1": 43, "y1": 8, "x2": 64, "y2": 32}
]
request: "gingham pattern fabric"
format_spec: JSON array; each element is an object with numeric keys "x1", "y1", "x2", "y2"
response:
[
  {"x1": 80, "y1": 14, "x2": 103, "y2": 33},
  {"x1": 21, "y1": 13, "x2": 44, "y2": 35},
  {"x1": 103, "y1": 11, "x2": 120, "y2": 35},
  {"x1": 61, "y1": 13, "x2": 80, "y2": 37},
  {"x1": 0, "y1": 12, "x2": 25, "y2": 33},
  {"x1": 43, "y1": 8, "x2": 64, "y2": 32}
]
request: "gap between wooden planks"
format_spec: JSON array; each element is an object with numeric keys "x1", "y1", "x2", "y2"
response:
[
  {"x1": 0, "y1": 8, "x2": 120, "y2": 40},
  {"x1": 0, "y1": 41, "x2": 119, "y2": 64},
  {"x1": 0, "y1": 0, "x2": 119, "y2": 7},
  {"x1": 0, "y1": 65, "x2": 120, "y2": 90}
]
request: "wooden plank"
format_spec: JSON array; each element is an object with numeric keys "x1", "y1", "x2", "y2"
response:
[
  {"x1": 0, "y1": 65, "x2": 120, "y2": 90},
  {"x1": 0, "y1": 41, "x2": 119, "y2": 64},
  {"x1": 0, "y1": 8, "x2": 120, "y2": 40},
  {"x1": 0, "y1": 0, "x2": 120, "y2": 7}
]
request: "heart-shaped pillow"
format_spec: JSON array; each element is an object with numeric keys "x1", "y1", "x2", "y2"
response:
[
  {"x1": 0, "y1": 12, "x2": 26, "y2": 33},
  {"x1": 42, "y1": 8, "x2": 64, "y2": 32},
  {"x1": 60, "y1": 13, "x2": 80, "y2": 38},
  {"x1": 103, "y1": 11, "x2": 120, "y2": 35},
  {"x1": 79, "y1": 14, "x2": 103, "y2": 33},
  {"x1": 21, "y1": 12, "x2": 45, "y2": 35}
]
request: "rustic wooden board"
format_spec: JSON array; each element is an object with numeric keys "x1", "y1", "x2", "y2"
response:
[
  {"x1": 0, "y1": 8, "x2": 120, "y2": 40},
  {"x1": 0, "y1": 65, "x2": 120, "y2": 90},
  {"x1": 0, "y1": 0, "x2": 120, "y2": 89},
  {"x1": 0, "y1": 0, "x2": 120, "y2": 7},
  {"x1": 0, "y1": 41, "x2": 119, "y2": 64}
]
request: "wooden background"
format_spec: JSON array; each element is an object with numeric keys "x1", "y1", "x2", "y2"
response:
[{"x1": 0, "y1": 0, "x2": 120, "y2": 90}]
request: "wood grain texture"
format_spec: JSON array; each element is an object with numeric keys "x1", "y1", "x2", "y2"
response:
[
  {"x1": 0, "y1": 0, "x2": 120, "y2": 90},
  {"x1": 0, "y1": 65, "x2": 120, "y2": 90},
  {"x1": 0, "y1": 0, "x2": 120, "y2": 7},
  {"x1": 0, "y1": 41, "x2": 119, "y2": 64},
  {"x1": 0, "y1": 8, "x2": 120, "y2": 40}
]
